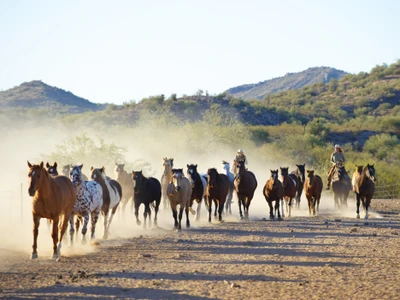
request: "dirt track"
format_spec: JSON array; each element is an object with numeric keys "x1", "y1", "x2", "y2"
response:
[{"x1": 0, "y1": 198, "x2": 399, "y2": 300}]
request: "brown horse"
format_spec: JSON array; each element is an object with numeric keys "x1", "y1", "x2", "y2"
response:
[
  {"x1": 291, "y1": 164, "x2": 305, "y2": 209},
  {"x1": 234, "y1": 160, "x2": 258, "y2": 220},
  {"x1": 263, "y1": 170, "x2": 283, "y2": 220},
  {"x1": 280, "y1": 167, "x2": 299, "y2": 218},
  {"x1": 114, "y1": 163, "x2": 134, "y2": 217},
  {"x1": 46, "y1": 162, "x2": 59, "y2": 176},
  {"x1": 206, "y1": 168, "x2": 229, "y2": 222},
  {"x1": 27, "y1": 161, "x2": 76, "y2": 260},
  {"x1": 331, "y1": 163, "x2": 352, "y2": 209},
  {"x1": 354, "y1": 164, "x2": 376, "y2": 220},
  {"x1": 167, "y1": 169, "x2": 192, "y2": 230},
  {"x1": 304, "y1": 170, "x2": 323, "y2": 216}
]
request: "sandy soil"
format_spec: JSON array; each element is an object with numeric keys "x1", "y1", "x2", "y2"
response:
[{"x1": 0, "y1": 196, "x2": 399, "y2": 300}]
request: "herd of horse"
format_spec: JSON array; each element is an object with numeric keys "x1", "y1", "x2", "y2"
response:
[{"x1": 26, "y1": 158, "x2": 376, "y2": 260}]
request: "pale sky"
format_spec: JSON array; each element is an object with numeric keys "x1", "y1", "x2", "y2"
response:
[{"x1": 1, "y1": 0, "x2": 399, "y2": 105}]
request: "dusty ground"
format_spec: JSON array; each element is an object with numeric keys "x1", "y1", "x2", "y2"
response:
[{"x1": 0, "y1": 197, "x2": 399, "y2": 300}]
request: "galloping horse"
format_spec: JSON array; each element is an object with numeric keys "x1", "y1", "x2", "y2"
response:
[
  {"x1": 354, "y1": 164, "x2": 376, "y2": 220},
  {"x1": 114, "y1": 163, "x2": 134, "y2": 217},
  {"x1": 167, "y1": 169, "x2": 192, "y2": 230},
  {"x1": 304, "y1": 170, "x2": 323, "y2": 216},
  {"x1": 263, "y1": 170, "x2": 283, "y2": 220},
  {"x1": 331, "y1": 162, "x2": 351, "y2": 209},
  {"x1": 352, "y1": 165, "x2": 364, "y2": 193},
  {"x1": 186, "y1": 164, "x2": 207, "y2": 221},
  {"x1": 234, "y1": 160, "x2": 258, "y2": 220},
  {"x1": 206, "y1": 168, "x2": 229, "y2": 222},
  {"x1": 69, "y1": 165, "x2": 103, "y2": 244},
  {"x1": 131, "y1": 170, "x2": 161, "y2": 229},
  {"x1": 46, "y1": 162, "x2": 59, "y2": 176},
  {"x1": 221, "y1": 161, "x2": 234, "y2": 215},
  {"x1": 161, "y1": 158, "x2": 174, "y2": 210},
  {"x1": 291, "y1": 164, "x2": 305, "y2": 209},
  {"x1": 280, "y1": 167, "x2": 299, "y2": 218},
  {"x1": 90, "y1": 166, "x2": 122, "y2": 239},
  {"x1": 27, "y1": 161, "x2": 76, "y2": 260}
]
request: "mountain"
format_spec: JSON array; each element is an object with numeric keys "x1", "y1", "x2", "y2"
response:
[
  {"x1": 226, "y1": 67, "x2": 348, "y2": 99},
  {"x1": 0, "y1": 80, "x2": 106, "y2": 113}
]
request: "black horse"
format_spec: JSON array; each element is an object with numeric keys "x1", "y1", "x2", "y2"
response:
[
  {"x1": 234, "y1": 160, "x2": 258, "y2": 220},
  {"x1": 206, "y1": 168, "x2": 229, "y2": 222},
  {"x1": 131, "y1": 170, "x2": 161, "y2": 229},
  {"x1": 291, "y1": 164, "x2": 305, "y2": 209},
  {"x1": 186, "y1": 164, "x2": 207, "y2": 221}
]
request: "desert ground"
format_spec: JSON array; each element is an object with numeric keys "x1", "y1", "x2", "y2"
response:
[{"x1": 0, "y1": 194, "x2": 399, "y2": 300}]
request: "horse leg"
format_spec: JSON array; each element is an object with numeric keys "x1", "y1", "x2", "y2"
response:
[
  {"x1": 316, "y1": 196, "x2": 320, "y2": 215},
  {"x1": 171, "y1": 208, "x2": 179, "y2": 229},
  {"x1": 178, "y1": 207, "x2": 184, "y2": 230},
  {"x1": 218, "y1": 200, "x2": 224, "y2": 222},
  {"x1": 238, "y1": 197, "x2": 244, "y2": 220},
  {"x1": 356, "y1": 193, "x2": 361, "y2": 219},
  {"x1": 280, "y1": 199, "x2": 285, "y2": 218},
  {"x1": 275, "y1": 200, "x2": 282, "y2": 220},
  {"x1": 90, "y1": 208, "x2": 101, "y2": 240},
  {"x1": 154, "y1": 203, "x2": 159, "y2": 228},
  {"x1": 195, "y1": 200, "x2": 201, "y2": 222},
  {"x1": 267, "y1": 200, "x2": 274, "y2": 220},
  {"x1": 102, "y1": 210, "x2": 109, "y2": 239},
  {"x1": 107, "y1": 206, "x2": 118, "y2": 234},
  {"x1": 31, "y1": 214, "x2": 40, "y2": 259},
  {"x1": 185, "y1": 205, "x2": 191, "y2": 228},
  {"x1": 143, "y1": 204, "x2": 150, "y2": 229},
  {"x1": 134, "y1": 202, "x2": 141, "y2": 226},
  {"x1": 51, "y1": 215, "x2": 60, "y2": 260},
  {"x1": 363, "y1": 197, "x2": 369, "y2": 220},
  {"x1": 81, "y1": 213, "x2": 89, "y2": 244},
  {"x1": 206, "y1": 197, "x2": 212, "y2": 223},
  {"x1": 69, "y1": 214, "x2": 75, "y2": 246}
]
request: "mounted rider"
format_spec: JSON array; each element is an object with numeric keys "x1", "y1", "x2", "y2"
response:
[
  {"x1": 232, "y1": 149, "x2": 248, "y2": 177},
  {"x1": 326, "y1": 144, "x2": 345, "y2": 190}
]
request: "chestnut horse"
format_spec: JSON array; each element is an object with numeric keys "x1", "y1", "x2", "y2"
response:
[
  {"x1": 167, "y1": 169, "x2": 192, "y2": 230},
  {"x1": 304, "y1": 170, "x2": 323, "y2": 216},
  {"x1": 354, "y1": 164, "x2": 376, "y2": 220},
  {"x1": 234, "y1": 160, "x2": 258, "y2": 220},
  {"x1": 114, "y1": 163, "x2": 134, "y2": 217},
  {"x1": 27, "y1": 161, "x2": 76, "y2": 260},
  {"x1": 206, "y1": 168, "x2": 229, "y2": 222},
  {"x1": 161, "y1": 158, "x2": 174, "y2": 210},
  {"x1": 291, "y1": 164, "x2": 305, "y2": 209},
  {"x1": 263, "y1": 170, "x2": 283, "y2": 220},
  {"x1": 280, "y1": 167, "x2": 299, "y2": 218}
]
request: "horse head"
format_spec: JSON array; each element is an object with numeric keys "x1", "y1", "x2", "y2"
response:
[
  {"x1": 62, "y1": 164, "x2": 72, "y2": 177},
  {"x1": 115, "y1": 163, "x2": 126, "y2": 181},
  {"x1": 366, "y1": 164, "x2": 377, "y2": 182},
  {"x1": 90, "y1": 166, "x2": 106, "y2": 183},
  {"x1": 269, "y1": 169, "x2": 279, "y2": 190},
  {"x1": 132, "y1": 170, "x2": 145, "y2": 193},
  {"x1": 171, "y1": 168, "x2": 184, "y2": 192},
  {"x1": 70, "y1": 164, "x2": 84, "y2": 183},
  {"x1": 235, "y1": 160, "x2": 246, "y2": 181},
  {"x1": 296, "y1": 164, "x2": 306, "y2": 182},
  {"x1": 27, "y1": 161, "x2": 46, "y2": 197},
  {"x1": 222, "y1": 160, "x2": 230, "y2": 173},
  {"x1": 306, "y1": 170, "x2": 315, "y2": 186},
  {"x1": 46, "y1": 162, "x2": 58, "y2": 176},
  {"x1": 163, "y1": 158, "x2": 174, "y2": 175},
  {"x1": 336, "y1": 165, "x2": 346, "y2": 180},
  {"x1": 186, "y1": 164, "x2": 198, "y2": 187},
  {"x1": 207, "y1": 168, "x2": 218, "y2": 188},
  {"x1": 279, "y1": 167, "x2": 289, "y2": 186}
]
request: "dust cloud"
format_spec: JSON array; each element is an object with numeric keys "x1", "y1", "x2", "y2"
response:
[{"x1": 0, "y1": 120, "x2": 376, "y2": 264}]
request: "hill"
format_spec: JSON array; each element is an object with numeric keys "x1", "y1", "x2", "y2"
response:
[
  {"x1": 226, "y1": 67, "x2": 347, "y2": 99},
  {"x1": 0, "y1": 80, "x2": 106, "y2": 113}
]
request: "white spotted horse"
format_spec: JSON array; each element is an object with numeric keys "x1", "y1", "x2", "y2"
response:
[
  {"x1": 63, "y1": 164, "x2": 89, "y2": 181},
  {"x1": 131, "y1": 170, "x2": 161, "y2": 229},
  {"x1": 69, "y1": 165, "x2": 103, "y2": 244},
  {"x1": 90, "y1": 166, "x2": 122, "y2": 239},
  {"x1": 114, "y1": 163, "x2": 134, "y2": 218},
  {"x1": 221, "y1": 160, "x2": 234, "y2": 215},
  {"x1": 186, "y1": 164, "x2": 208, "y2": 221}
]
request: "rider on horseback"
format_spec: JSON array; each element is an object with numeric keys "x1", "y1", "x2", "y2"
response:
[
  {"x1": 326, "y1": 144, "x2": 345, "y2": 190},
  {"x1": 232, "y1": 149, "x2": 248, "y2": 177}
]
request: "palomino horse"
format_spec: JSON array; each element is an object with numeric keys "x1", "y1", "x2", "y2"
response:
[
  {"x1": 114, "y1": 163, "x2": 134, "y2": 217},
  {"x1": 69, "y1": 165, "x2": 103, "y2": 244},
  {"x1": 27, "y1": 161, "x2": 76, "y2": 260},
  {"x1": 263, "y1": 170, "x2": 283, "y2": 220},
  {"x1": 352, "y1": 165, "x2": 364, "y2": 193},
  {"x1": 63, "y1": 164, "x2": 88, "y2": 181},
  {"x1": 90, "y1": 167, "x2": 122, "y2": 239},
  {"x1": 206, "y1": 168, "x2": 229, "y2": 222},
  {"x1": 131, "y1": 170, "x2": 161, "y2": 229},
  {"x1": 291, "y1": 164, "x2": 305, "y2": 209},
  {"x1": 161, "y1": 158, "x2": 173, "y2": 210},
  {"x1": 354, "y1": 164, "x2": 376, "y2": 220},
  {"x1": 167, "y1": 169, "x2": 192, "y2": 230},
  {"x1": 234, "y1": 160, "x2": 258, "y2": 220},
  {"x1": 221, "y1": 161, "x2": 234, "y2": 215},
  {"x1": 280, "y1": 167, "x2": 299, "y2": 218},
  {"x1": 186, "y1": 164, "x2": 207, "y2": 221},
  {"x1": 304, "y1": 170, "x2": 323, "y2": 216},
  {"x1": 46, "y1": 162, "x2": 59, "y2": 176},
  {"x1": 331, "y1": 163, "x2": 352, "y2": 209}
]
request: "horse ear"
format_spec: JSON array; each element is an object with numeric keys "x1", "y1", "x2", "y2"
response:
[
  {"x1": 54, "y1": 162, "x2": 57, "y2": 168},
  {"x1": 101, "y1": 166, "x2": 105, "y2": 173},
  {"x1": 195, "y1": 164, "x2": 197, "y2": 168},
  {"x1": 27, "y1": 161, "x2": 32, "y2": 168},
  {"x1": 122, "y1": 163, "x2": 125, "y2": 167},
  {"x1": 115, "y1": 162, "x2": 118, "y2": 166},
  {"x1": 187, "y1": 164, "x2": 189, "y2": 168},
  {"x1": 46, "y1": 162, "x2": 50, "y2": 168},
  {"x1": 90, "y1": 166, "x2": 94, "y2": 171},
  {"x1": 79, "y1": 164, "x2": 83, "y2": 170},
  {"x1": 40, "y1": 162, "x2": 44, "y2": 168}
]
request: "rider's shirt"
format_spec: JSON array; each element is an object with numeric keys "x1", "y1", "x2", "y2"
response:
[{"x1": 331, "y1": 152, "x2": 345, "y2": 164}]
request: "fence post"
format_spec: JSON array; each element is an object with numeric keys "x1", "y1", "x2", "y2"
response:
[{"x1": 20, "y1": 182, "x2": 23, "y2": 221}]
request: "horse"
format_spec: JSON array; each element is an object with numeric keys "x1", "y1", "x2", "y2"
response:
[
  {"x1": 166, "y1": 169, "x2": 192, "y2": 230},
  {"x1": 206, "y1": 168, "x2": 229, "y2": 222},
  {"x1": 160, "y1": 157, "x2": 173, "y2": 210},
  {"x1": 304, "y1": 170, "x2": 323, "y2": 216},
  {"x1": 90, "y1": 166, "x2": 122, "y2": 239},
  {"x1": 263, "y1": 170, "x2": 283, "y2": 220},
  {"x1": 280, "y1": 167, "x2": 299, "y2": 218},
  {"x1": 186, "y1": 164, "x2": 207, "y2": 221},
  {"x1": 221, "y1": 160, "x2": 234, "y2": 215},
  {"x1": 354, "y1": 164, "x2": 376, "y2": 220},
  {"x1": 63, "y1": 164, "x2": 88, "y2": 181},
  {"x1": 69, "y1": 165, "x2": 103, "y2": 244},
  {"x1": 234, "y1": 160, "x2": 258, "y2": 220},
  {"x1": 46, "y1": 162, "x2": 59, "y2": 176},
  {"x1": 27, "y1": 161, "x2": 76, "y2": 260},
  {"x1": 331, "y1": 162, "x2": 352, "y2": 210},
  {"x1": 291, "y1": 164, "x2": 305, "y2": 209},
  {"x1": 352, "y1": 165, "x2": 364, "y2": 193},
  {"x1": 114, "y1": 163, "x2": 134, "y2": 217},
  {"x1": 131, "y1": 170, "x2": 161, "y2": 229}
]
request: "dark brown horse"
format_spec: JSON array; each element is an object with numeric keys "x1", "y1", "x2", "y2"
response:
[
  {"x1": 263, "y1": 170, "x2": 283, "y2": 220},
  {"x1": 114, "y1": 163, "x2": 134, "y2": 217},
  {"x1": 354, "y1": 164, "x2": 376, "y2": 220},
  {"x1": 46, "y1": 162, "x2": 59, "y2": 176},
  {"x1": 280, "y1": 167, "x2": 299, "y2": 218},
  {"x1": 331, "y1": 163, "x2": 351, "y2": 209},
  {"x1": 291, "y1": 164, "x2": 305, "y2": 209},
  {"x1": 304, "y1": 170, "x2": 323, "y2": 216},
  {"x1": 206, "y1": 168, "x2": 229, "y2": 222},
  {"x1": 186, "y1": 164, "x2": 207, "y2": 221},
  {"x1": 27, "y1": 161, "x2": 76, "y2": 260},
  {"x1": 234, "y1": 160, "x2": 258, "y2": 220}
]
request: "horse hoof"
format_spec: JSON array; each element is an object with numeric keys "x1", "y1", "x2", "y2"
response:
[
  {"x1": 186, "y1": 223, "x2": 190, "y2": 228},
  {"x1": 31, "y1": 253, "x2": 38, "y2": 260},
  {"x1": 51, "y1": 254, "x2": 59, "y2": 260},
  {"x1": 356, "y1": 214, "x2": 360, "y2": 219},
  {"x1": 239, "y1": 216, "x2": 244, "y2": 220}
]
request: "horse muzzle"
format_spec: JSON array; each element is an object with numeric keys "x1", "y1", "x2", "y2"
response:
[
  {"x1": 175, "y1": 186, "x2": 181, "y2": 192},
  {"x1": 28, "y1": 188, "x2": 35, "y2": 197}
]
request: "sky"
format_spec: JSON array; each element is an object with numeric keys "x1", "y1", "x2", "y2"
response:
[{"x1": 0, "y1": 0, "x2": 399, "y2": 105}]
